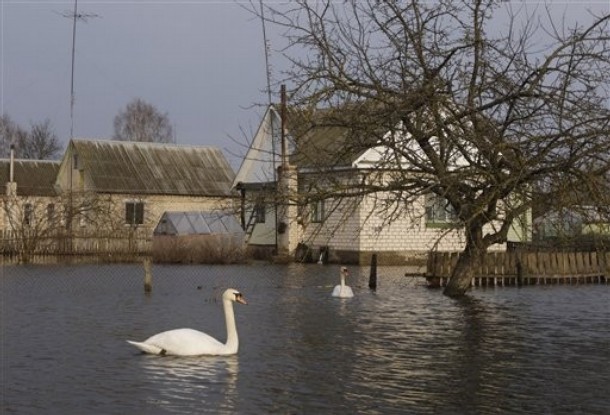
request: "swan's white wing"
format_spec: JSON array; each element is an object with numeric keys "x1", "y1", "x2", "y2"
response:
[
  {"x1": 331, "y1": 285, "x2": 342, "y2": 297},
  {"x1": 128, "y1": 328, "x2": 227, "y2": 356}
]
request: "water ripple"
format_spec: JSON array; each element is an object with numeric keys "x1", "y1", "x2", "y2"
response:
[{"x1": 1, "y1": 264, "x2": 608, "y2": 414}]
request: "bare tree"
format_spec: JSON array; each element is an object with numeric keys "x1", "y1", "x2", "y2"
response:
[
  {"x1": 258, "y1": 0, "x2": 610, "y2": 297},
  {"x1": 0, "y1": 114, "x2": 27, "y2": 158},
  {"x1": 113, "y1": 98, "x2": 175, "y2": 143},
  {"x1": 2, "y1": 191, "x2": 115, "y2": 263},
  {"x1": 18, "y1": 119, "x2": 63, "y2": 160},
  {"x1": 1, "y1": 116, "x2": 62, "y2": 160}
]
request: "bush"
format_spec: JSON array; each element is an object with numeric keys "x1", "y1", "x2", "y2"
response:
[{"x1": 152, "y1": 235, "x2": 247, "y2": 264}]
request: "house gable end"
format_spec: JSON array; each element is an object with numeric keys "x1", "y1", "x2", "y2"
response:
[{"x1": 233, "y1": 106, "x2": 282, "y2": 188}]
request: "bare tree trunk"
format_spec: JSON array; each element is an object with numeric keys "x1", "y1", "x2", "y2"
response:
[
  {"x1": 444, "y1": 251, "x2": 477, "y2": 297},
  {"x1": 444, "y1": 229, "x2": 486, "y2": 297}
]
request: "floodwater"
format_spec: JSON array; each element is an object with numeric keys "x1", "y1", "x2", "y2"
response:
[{"x1": 1, "y1": 263, "x2": 608, "y2": 414}]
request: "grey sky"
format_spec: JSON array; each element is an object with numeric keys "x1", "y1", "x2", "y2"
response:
[
  {"x1": 1, "y1": 0, "x2": 277, "y2": 168},
  {"x1": 1, "y1": 1, "x2": 608, "y2": 169}
]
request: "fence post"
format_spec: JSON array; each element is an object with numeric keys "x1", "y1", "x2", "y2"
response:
[
  {"x1": 144, "y1": 258, "x2": 153, "y2": 293},
  {"x1": 369, "y1": 253, "x2": 377, "y2": 290}
]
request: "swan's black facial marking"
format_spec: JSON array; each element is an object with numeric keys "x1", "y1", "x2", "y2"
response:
[{"x1": 233, "y1": 292, "x2": 247, "y2": 305}]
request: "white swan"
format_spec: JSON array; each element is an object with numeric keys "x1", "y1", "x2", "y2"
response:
[
  {"x1": 332, "y1": 266, "x2": 354, "y2": 298},
  {"x1": 127, "y1": 288, "x2": 247, "y2": 356}
]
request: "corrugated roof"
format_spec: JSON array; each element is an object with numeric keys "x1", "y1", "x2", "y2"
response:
[
  {"x1": 72, "y1": 139, "x2": 235, "y2": 196},
  {"x1": 0, "y1": 159, "x2": 60, "y2": 197}
]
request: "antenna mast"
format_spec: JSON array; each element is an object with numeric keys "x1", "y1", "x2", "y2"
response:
[
  {"x1": 63, "y1": 0, "x2": 99, "y2": 139},
  {"x1": 259, "y1": 1, "x2": 280, "y2": 254},
  {"x1": 259, "y1": 0, "x2": 272, "y2": 105}
]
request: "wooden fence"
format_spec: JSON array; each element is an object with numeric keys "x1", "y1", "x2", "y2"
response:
[
  {"x1": 0, "y1": 229, "x2": 151, "y2": 265},
  {"x1": 426, "y1": 250, "x2": 609, "y2": 287}
]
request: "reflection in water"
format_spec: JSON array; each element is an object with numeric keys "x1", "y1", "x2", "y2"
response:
[{"x1": 137, "y1": 355, "x2": 239, "y2": 414}]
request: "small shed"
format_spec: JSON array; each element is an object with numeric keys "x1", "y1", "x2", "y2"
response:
[{"x1": 154, "y1": 211, "x2": 244, "y2": 236}]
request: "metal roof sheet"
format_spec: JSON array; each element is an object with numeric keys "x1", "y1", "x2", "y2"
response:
[
  {"x1": 72, "y1": 139, "x2": 235, "y2": 196},
  {"x1": 0, "y1": 159, "x2": 60, "y2": 197}
]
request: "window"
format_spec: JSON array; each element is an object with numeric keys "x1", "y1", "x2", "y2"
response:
[
  {"x1": 47, "y1": 204, "x2": 55, "y2": 223},
  {"x1": 254, "y1": 202, "x2": 266, "y2": 223},
  {"x1": 425, "y1": 195, "x2": 457, "y2": 227},
  {"x1": 24, "y1": 203, "x2": 33, "y2": 226},
  {"x1": 311, "y1": 199, "x2": 325, "y2": 223},
  {"x1": 125, "y1": 202, "x2": 144, "y2": 225}
]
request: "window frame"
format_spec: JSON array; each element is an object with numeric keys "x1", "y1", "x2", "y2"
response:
[
  {"x1": 253, "y1": 201, "x2": 266, "y2": 224},
  {"x1": 47, "y1": 203, "x2": 55, "y2": 224},
  {"x1": 24, "y1": 203, "x2": 34, "y2": 226},
  {"x1": 311, "y1": 199, "x2": 325, "y2": 223},
  {"x1": 125, "y1": 201, "x2": 145, "y2": 226},
  {"x1": 425, "y1": 194, "x2": 457, "y2": 228}
]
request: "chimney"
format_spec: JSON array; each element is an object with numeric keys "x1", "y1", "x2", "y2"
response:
[
  {"x1": 9, "y1": 144, "x2": 15, "y2": 182},
  {"x1": 6, "y1": 144, "x2": 17, "y2": 197}
]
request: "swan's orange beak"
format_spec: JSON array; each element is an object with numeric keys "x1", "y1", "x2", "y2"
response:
[{"x1": 235, "y1": 293, "x2": 248, "y2": 305}]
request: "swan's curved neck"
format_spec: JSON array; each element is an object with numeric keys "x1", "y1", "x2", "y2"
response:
[
  {"x1": 340, "y1": 274, "x2": 346, "y2": 287},
  {"x1": 223, "y1": 299, "x2": 239, "y2": 353}
]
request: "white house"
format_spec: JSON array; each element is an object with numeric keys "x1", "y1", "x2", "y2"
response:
[{"x1": 234, "y1": 105, "x2": 530, "y2": 265}]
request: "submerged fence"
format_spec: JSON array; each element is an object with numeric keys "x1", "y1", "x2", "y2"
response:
[
  {"x1": 0, "y1": 229, "x2": 151, "y2": 265},
  {"x1": 426, "y1": 250, "x2": 610, "y2": 287}
]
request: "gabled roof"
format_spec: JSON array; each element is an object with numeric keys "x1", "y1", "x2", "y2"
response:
[
  {"x1": 284, "y1": 105, "x2": 375, "y2": 169},
  {"x1": 232, "y1": 106, "x2": 281, "y2": 187},
  {"x1": 233, "y1": 105, "x2": 373, "y2": 187},
  {"x1": 0, "y1": 159, "x2": 60, "y2": 197},
  {"x1": 70, "y1": 139, "x2": 235, "y2": 196},
  {"x1": 235, "y1": 99, "x2": 482, "y2": 188}
]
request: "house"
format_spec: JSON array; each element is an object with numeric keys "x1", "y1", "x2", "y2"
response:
[
  {"x1": 534, "y1": 206, "x2": 610, "y2": 240},
  {"x1": 1, "y1": 146, "x2": 61, "y2": 233},
  {"x1": 54, "y1": 139, "x2": 238, "y2": 237},
  {"x1": 1, "y1": 147, "x2": 63, "y2": 261},
  {"x1": 532, "y1": 174, "x2": 610, "y2": 243},
  {"x1": 234, "y1": 105, "x2": 530, "y2": 265}
]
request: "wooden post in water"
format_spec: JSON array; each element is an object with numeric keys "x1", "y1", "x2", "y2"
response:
[
  {"x1": 369, "y1": 253, "x2": 377, "y2": 290},
  {"x1": 144, "y1": 258, "x2": 152, "y2": 293},
  {"x1": 516, "y1": 258, "x2": 523, "y2": 287}
]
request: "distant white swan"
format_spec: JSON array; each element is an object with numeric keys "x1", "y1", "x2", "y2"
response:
[
  {"x1": 332, "y1": 266, "x2": 354, "y2": 298},
  {"x1": 127, "y1": 288, "x2": 247, "y2": 356}
]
